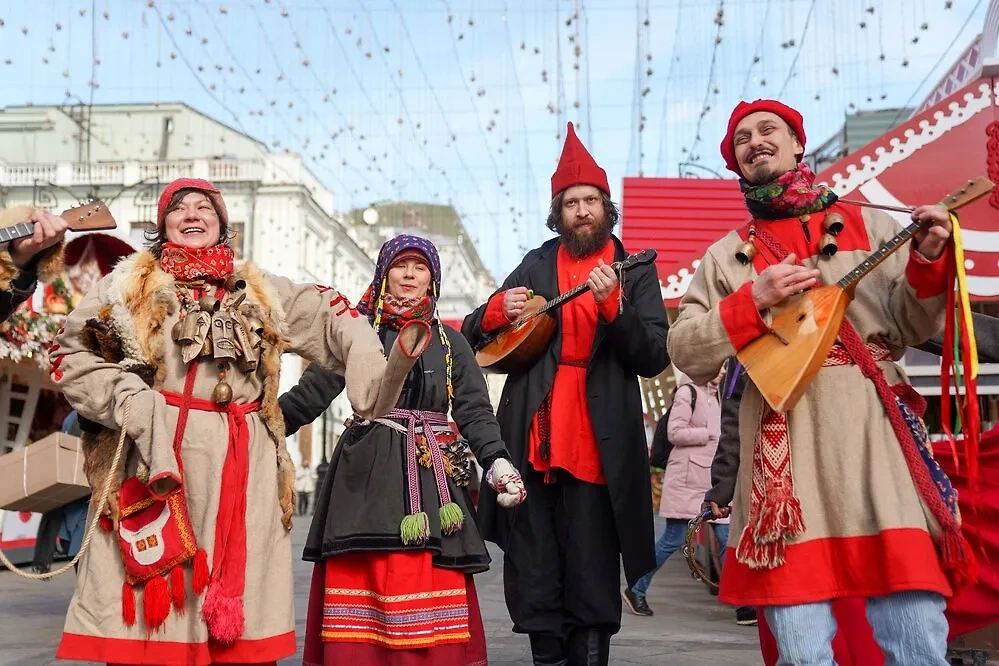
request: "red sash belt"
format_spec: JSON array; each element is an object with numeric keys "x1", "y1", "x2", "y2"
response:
[{"x1": 162, "y1": 385, "x2": 261, "y2": 644}]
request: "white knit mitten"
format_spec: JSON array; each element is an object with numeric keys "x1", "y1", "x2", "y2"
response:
[{"x1": 485, "y1": 458, "x2": 527, "y2": 508}]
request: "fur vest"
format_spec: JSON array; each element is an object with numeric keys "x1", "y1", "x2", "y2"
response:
[{"x1": 78, "y1": 251, "x2": 297, "y2": 529}]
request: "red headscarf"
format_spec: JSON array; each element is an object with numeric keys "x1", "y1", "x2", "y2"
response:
[{"x1": 156, "y1": 178, "x2": 229, "y2": 228}]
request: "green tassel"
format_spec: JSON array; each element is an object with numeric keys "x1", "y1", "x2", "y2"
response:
[
  {"x1": 439, "y1": 501, "x2": 465, "y2": 535},
  {"x1": 400, "y1": 512, "x2": 430, "y2": 545}
]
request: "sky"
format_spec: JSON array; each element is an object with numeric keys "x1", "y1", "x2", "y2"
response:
[{"x1": 0, "y1": 0, "x2": 992, "y2": 280}]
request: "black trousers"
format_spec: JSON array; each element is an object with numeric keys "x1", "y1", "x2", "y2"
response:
[
  {"x1": 298, "y1": 491, "x2": 311, "y2": 516},
  {"x1": 503, "y1": 467, "x2": 622, "y2": 640}
]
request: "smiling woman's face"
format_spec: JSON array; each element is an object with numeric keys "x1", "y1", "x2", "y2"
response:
[{"x1": 163, "y1": 191, "x2": 221, "y2": 249}]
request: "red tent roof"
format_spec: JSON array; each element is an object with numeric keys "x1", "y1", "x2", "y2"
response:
[
  {"x1": 621, "y1": 76, "x2": 999, "y2": 306},
  {"x1": 621, "y1": 177, "x2": 745, "y2": 306}
]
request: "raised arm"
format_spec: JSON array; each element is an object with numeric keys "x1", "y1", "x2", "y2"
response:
[{"x1": 266, "y1": 273, "x2": 428, "y2": 421}]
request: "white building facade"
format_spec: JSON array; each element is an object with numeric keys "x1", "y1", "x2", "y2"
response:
[
  {"x1": 0, "y1": 102, "x2": 504, "y2": 466},
  {"x1": 0, "y1": 102, "x2": 374, "y2": 466}
]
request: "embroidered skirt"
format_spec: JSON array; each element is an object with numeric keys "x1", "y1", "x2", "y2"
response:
[{"x1": 302, "y1": 552, "x2": 487, "y2": 666}]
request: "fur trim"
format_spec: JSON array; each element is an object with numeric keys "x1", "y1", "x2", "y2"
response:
[
  {"x1": 35, "y1": 244, "x2": 65, "y2": 283},
  {"x1": 239, "y1": 262, "x2": 296, "y2": 529},
  {"x1": 83, "y1": 251, "x2": 296, "y2": 527},
  {"x1": 0, "y1": 250, "x2": 18, "y2": 293},
  {"x1": 0, "y1": 205, "x2": 66, "y2": 289}
]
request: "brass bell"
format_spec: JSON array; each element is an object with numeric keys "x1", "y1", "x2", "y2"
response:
[
  {"x1": 171, "y1": 319, "x2": 184, "y2": 342},
  {"x1": 735, "y1": 239, "x2": 757, "y2": 265},
  {"x1": 819, "y1": 232, "x2": 839, "y2": 257},
  {"x1": 199, "y1": 335, "x2": 214, "y2": 358},
  {"x1": 225, "y1": 275, "x2": 247, "y2": 292},
  {"x1": 199, "y1": 296, "x2": 217, "y2": 313},
  {"x1": 212, "y1": 381, "x2": 233, "y2": 404},
  {"x1": 823, "y1": 212, "x2": 844, "y2": 235}
]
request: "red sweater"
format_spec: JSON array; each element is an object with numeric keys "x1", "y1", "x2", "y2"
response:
[{"x1": 482, "y1": 241, "x2": 620, "y2": 484}]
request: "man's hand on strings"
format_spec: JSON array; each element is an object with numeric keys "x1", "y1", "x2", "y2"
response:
[
  {"x1": 503, "y1": 287, "x2": 532, "y2": 320},
  {"x1": 911, "y1": 204, "x2": 952, "y2": 261},
  {"x1": 9, "y1": 210, "x2": 68, "y2": 268},
  {"x1": 752, "y1": 254, "x2": 819, "y2": 310},
  {"x1": 586, "y1": 259, "x2": 619, "y2": 304}
]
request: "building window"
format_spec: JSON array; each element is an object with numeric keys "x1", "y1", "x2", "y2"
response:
[{"x1": 130, "y1": 220, "x2": 155, "y2": 250}]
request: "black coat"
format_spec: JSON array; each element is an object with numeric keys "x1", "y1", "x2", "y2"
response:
[
  {"x1": 0, "y1": 267, "x2": 37, "y2": 322},
  {"x1": 704, "y1": 312, "x2": 999, "y2": 507},
  {"x1": 278, "y1": 362, "x2": 346, "y2": 436},
  {"x1": 461, "y1": 235, "x2": 670, "y2": 586},
  {"x1": 299, "y1": 323, "x2": 510, "y2": 572}
]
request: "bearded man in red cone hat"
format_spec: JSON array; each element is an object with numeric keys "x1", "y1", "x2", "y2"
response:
[
  {"x1": 463, "y1": 123, "x2": 669, "y2": 666},
  {"x1": 669, "y1": 99, "x2": 973, "y2": 665}
]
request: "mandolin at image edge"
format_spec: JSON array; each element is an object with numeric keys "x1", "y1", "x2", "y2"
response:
[
  {"x1": 738, "y1": 176, "x2": 994, "y2": 413},
  {"x1": 0, "y1": 199, "x2": 117, "y2": 243}
]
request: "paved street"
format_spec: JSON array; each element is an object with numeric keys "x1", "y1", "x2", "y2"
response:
[{"x1": 0, "y1": 517, "x2": 763, "y2": 665}]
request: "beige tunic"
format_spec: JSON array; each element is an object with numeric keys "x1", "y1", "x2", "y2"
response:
[
  {"x1": 50, "y1": 253, "x2": 416, "y2": 664},
  {"x1": 667, "y1": 204, "x2": 953, "y2": 606}
]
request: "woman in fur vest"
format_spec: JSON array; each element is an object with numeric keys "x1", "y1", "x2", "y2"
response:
[
  {"x1": 49, "y1": 178, "x2": 429, "y2": 665},
  {"x1": 280, "y1": 234, "x2": 527, "y2": 665}
]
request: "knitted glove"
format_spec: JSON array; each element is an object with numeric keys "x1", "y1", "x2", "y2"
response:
[{"x1": 485, "y1": 458, "x2": 526, "y2": 508}]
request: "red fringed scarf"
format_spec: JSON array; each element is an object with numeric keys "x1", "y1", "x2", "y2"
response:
[{"x1": 159, "y1": 243, "x2": 234, "y2": 281}]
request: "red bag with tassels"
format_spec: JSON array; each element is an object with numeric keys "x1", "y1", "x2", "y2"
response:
[{"x1": 115, "y1": 476, "x2": 209, "y2": 632}]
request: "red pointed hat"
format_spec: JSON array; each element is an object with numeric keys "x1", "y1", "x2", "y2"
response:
[
  {"x1": 551, "y1": 122, "x2": 610, "y2": 199},
  {"x1": 720, "y1": 99, "x2": 806, "y2": 176},
  {"x1": 156, "y1": 178, "x2": 229, "y2": 228}
]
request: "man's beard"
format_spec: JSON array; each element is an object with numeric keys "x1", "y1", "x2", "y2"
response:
[{"x1": 559, "y1": 217, "x2": 613, "y2": 259}]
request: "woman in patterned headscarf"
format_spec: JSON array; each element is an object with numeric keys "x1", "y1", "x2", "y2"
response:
[{"x1": 285, "y1": 234, "x2": 527, "y2": 666}]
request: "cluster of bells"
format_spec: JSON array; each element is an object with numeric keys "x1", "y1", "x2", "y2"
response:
[
  {"x1": 170, "y1": 275, "x2": 265, "y2": 404},
  {"x1": 735, "y1": 212, "x2": 846, "y2": 264}
]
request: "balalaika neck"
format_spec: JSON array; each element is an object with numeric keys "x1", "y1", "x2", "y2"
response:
[
  {"x1": 0, "y1": 222, "x2": 38, "y2": 245},
  {"x1": 835, "y1": 220, "x2": 920, "y2": 291}
]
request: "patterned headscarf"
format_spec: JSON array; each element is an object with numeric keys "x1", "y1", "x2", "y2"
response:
[{"x1": 356, "y1": 234, "x2": 443, "y2": 319}]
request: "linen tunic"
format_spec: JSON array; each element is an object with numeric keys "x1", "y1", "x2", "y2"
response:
[
  {"x1": 667, "y1": 203, "x2": 952, "y2": 606},
  {"x1": 50, "y1": 253, "x2": 410, "y2": 664}
]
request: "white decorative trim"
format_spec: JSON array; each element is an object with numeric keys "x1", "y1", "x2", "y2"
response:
[
  {"x1": 662, "y1": 260, "x2": 700, "y2": 301},
  {"x1": 966, "y1": 275, "x2": 999, "y2": 297},
  {"x1": 828, "y1": 82, "x2": 997, "y2": 196}
]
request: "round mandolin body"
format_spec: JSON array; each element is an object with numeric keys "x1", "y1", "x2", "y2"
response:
[{"x1": 474, "y1": 295, "x2": 558, "y2": 374}]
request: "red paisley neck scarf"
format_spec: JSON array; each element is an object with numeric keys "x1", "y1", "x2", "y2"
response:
[
  {"x1": 159, "y1": 243, "x2": 234, "y2": 281},
  {"x1": 358, "y1": 288, "x2": 435, "y2": 331}
]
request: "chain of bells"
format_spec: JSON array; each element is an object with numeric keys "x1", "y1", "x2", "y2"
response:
[
  {"x1": 170, "y1": 275, "x2": 264, "y2": 404},
  {"x1": 736, "y1": 211, "x2": 846, "y2": 264}
]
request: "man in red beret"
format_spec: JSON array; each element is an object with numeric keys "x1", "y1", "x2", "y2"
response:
[
  {"x1": 668, "y1": 99, "x2": 967, "y2": 665},
  {"x1": 463, "y1": 123, "x2": 669, "y2": 666}
]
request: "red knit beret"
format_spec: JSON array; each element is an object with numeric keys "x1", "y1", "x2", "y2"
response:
[
  {"x1": 720, "y1": 99, "x2": 806, "y2": 176},
  {"x1": 156, "y1": 178, "x2": 229, "y2": 227}
]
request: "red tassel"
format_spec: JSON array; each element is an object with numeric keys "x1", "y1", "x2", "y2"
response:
[
  {"x1": 142, "y1": 575, "x2": 171, "y2": 633},
  {"x1": 121, "y1": 582, "x2": 136, "y2": 627},
  {"x1": 940, "y1": 526, "x2": 980, "y2": 592},
  {"x1": 99, "y1": 514, "x2": 112, "y2": 533},
  {"x1": 192, "y1": 548, "x2": 210, "y2": 595},
  {"x1": 201, "y1": 581, "x2": 246, "y2": 644},
  {"x1": 169, "y1": 565, "x2": 186, "y2": 613}
]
